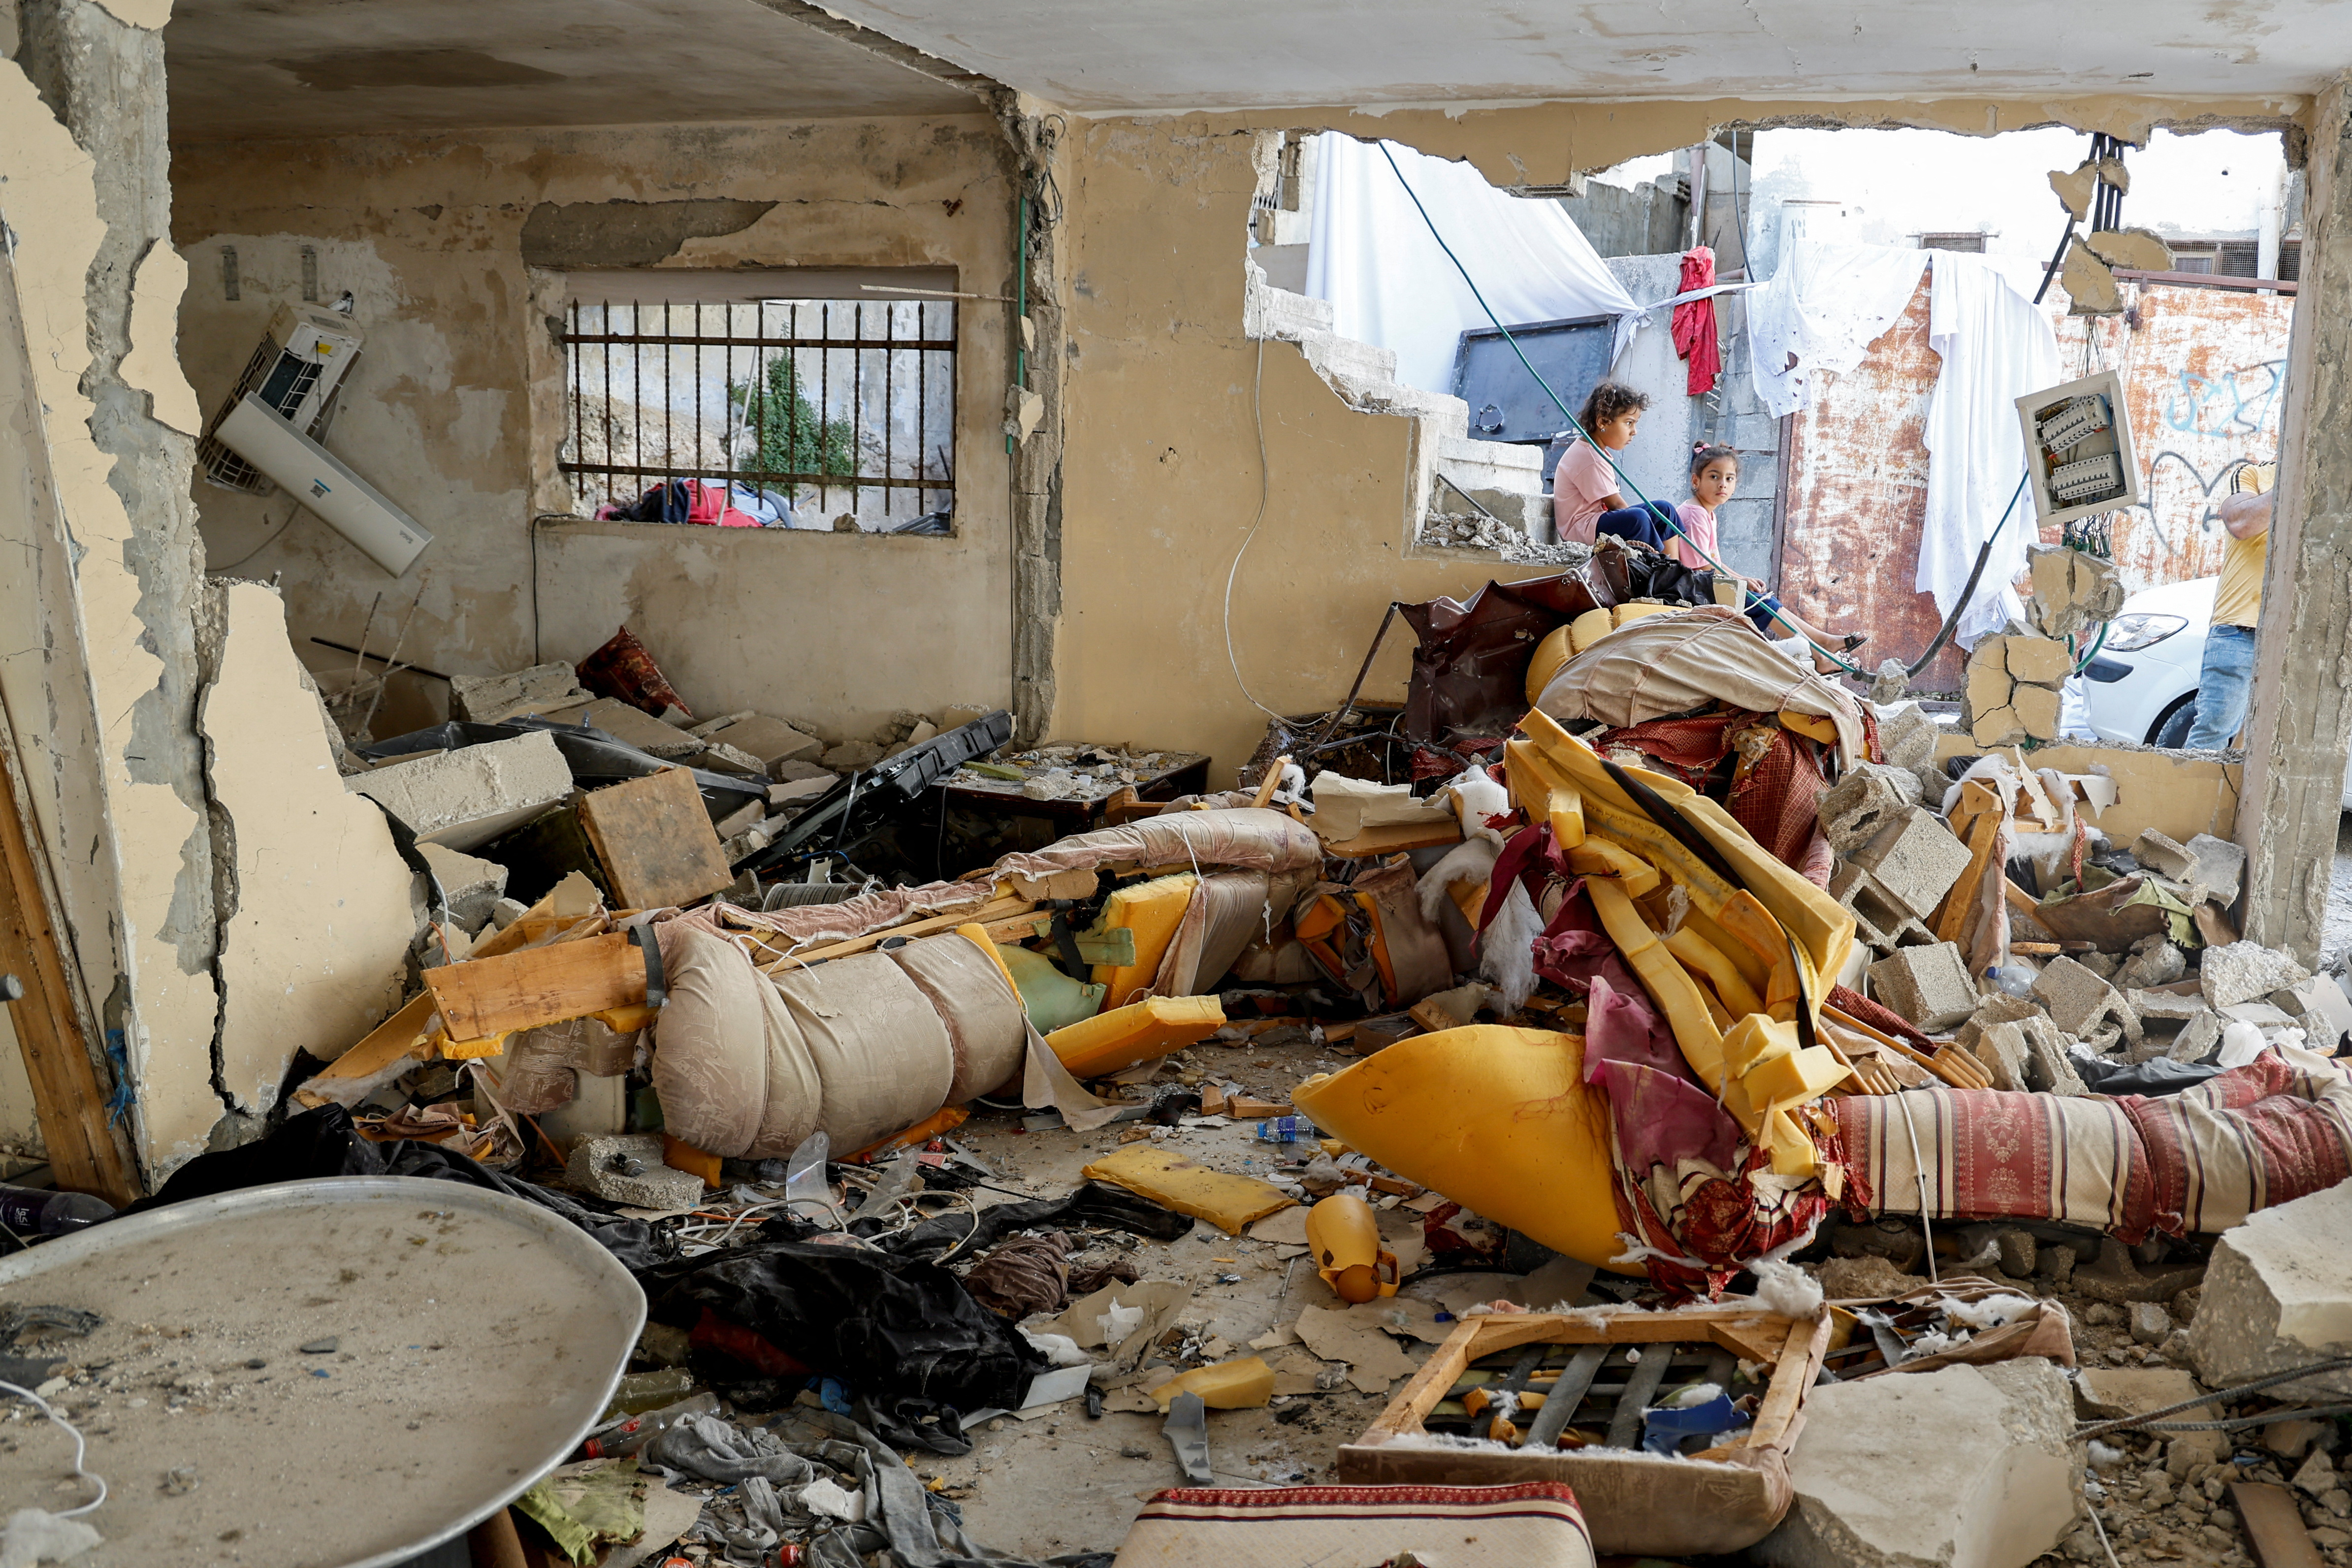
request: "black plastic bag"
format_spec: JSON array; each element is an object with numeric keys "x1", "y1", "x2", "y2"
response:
[{"x1": 638, "y1": 1236, "x2": 1044, "y2": 1423}]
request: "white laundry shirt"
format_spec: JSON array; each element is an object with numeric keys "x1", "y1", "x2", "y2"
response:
[{"x1": 1743, "y1": 240, "x2": 1928, "y2": 419}]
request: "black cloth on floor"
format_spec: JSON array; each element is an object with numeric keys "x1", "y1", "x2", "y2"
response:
[
  {"x1": 638, "y1": 1237, "x2": 1044, "y2": 1425},
  {"x1": 128, "y1": 1105, "x2": 674, "y2": 1271},
  {"x1": 2072, "y1": 1054, "x2": 2223, "y2": 1097}
]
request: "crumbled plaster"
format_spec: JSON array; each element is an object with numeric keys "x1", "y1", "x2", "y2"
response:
[
  {"x1": 518, "y1": 197, "x2": 778, "y2": 269},
  {"x1": 123, "y1": 239, "x2": 200, "y2": 434},
  {"x1": 196, "y1": 581, "x2": 419, "y2": 1113}
]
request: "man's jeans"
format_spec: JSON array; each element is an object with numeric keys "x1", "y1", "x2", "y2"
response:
[{"x1": 2186, "y1": 622, "x2": 2256, "y2": 749}]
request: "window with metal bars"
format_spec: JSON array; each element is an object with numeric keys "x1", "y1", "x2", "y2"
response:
[{"x1": 560, "y1": 293, "x2": 956, "y2": 533}]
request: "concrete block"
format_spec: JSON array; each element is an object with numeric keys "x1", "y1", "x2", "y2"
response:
[
  {"x1": 2201, "y1": 941, "x2": 2310, "y2": 1009},
  {"x1": 2221, "y1": 1000, "x2": 2298, "y2": 1029},
  {"x1": 1757, "y1": 1359, "x2": 2080, "y2": 1568},
  {"x1": 2032, "y1": 956, "x2": 2141, "y2": 1043},
  {"x1": 695, "y1": 739, "x2": 767, "y2": 776},
  {"x1": 2003, "y1": 636, "x2": 2075, "y2": 685},
  {"x1": 1846, "y1": 806, "x2": 1972, "y2": 921},
  {"x1": 2188, "y1": 1180, "x2": 2352, "y2": 1403},
  {"x1": 449, "y1": 661, "x2": 587, "y2": 722},
  {"x1": 418, "y1": 842, "x2": 509, "y2": 934},
  {"x1": 348, "y1": 730, "x2": 574, "y2": 852},
  {"x1": 2019, "y1": 1016, "x2": 2090, "y2": 1095},
  {"x1": 566, "y1": 1132, "x2": 705, "y2": 1210},
  {"x1": 2127, "y1": 988, "x2": 2210, "y2": 1025},
  {"x1": 2165, "y1": 1010, "x2": 2223, "y2": 1063},
  {"x1": 2132, "y1": 828, "x2": 2196, "y2": 882},
  {"x1": 2117, "y1": 934, "x2": 2186, "y2": 990},
  {"x1": 2282, "y1": 974, "x2": 2352, "y2": 1050},
  {"x1": 2182, "y1": 833, "x2": 2246, "y2": 903},
  {"x1": 701, "y1": 714, "x2": 825, "y2": 771},
  {"x1": 2030, "y1": 545, "x2": 2128, "y2": 639},
  {"x1": 1964, "y1": 651, "x2": 2014, "y2": 728},
  {"x1": 2010, "y1": 683, "x2": 2062, "y2": 741},
  {"x1": 1828, "y1": 862, "x2": 1932, "y2": 955},
  {"x1": 576, "y1": 696, "x2": 701, "y2": 759},
  {"x1": 1820, "y1": 763, "x2": 1924, "y2": 853},
  {"x1": 1867, "y1": 942, "x2": 1980, "y2": 1032},
  {"x1": 1966, "y1": 1020, "x2": 2032, "y2": 1091},
  {"x1": 2128, "y1": 1301, "x2": 2172, "y2": 1345},
  {"x1": 1874, "y1": 701, "x2": 1940, "y2": 772},
  {"x1": 1970, "y1": 705, "x2": 2028, "y2": 748}
]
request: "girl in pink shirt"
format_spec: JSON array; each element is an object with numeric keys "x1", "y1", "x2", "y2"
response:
[
  {"x1": 1680, "y1": 442, "x2": 1866, "y2": 672},
  {"x1": 1551, "y1": 383, "x2": 1676, "y2": 547}
]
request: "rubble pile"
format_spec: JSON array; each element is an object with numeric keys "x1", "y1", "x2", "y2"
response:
[{"x1": 11, "y1": 553, "x2": 2352, "y2": 1568}]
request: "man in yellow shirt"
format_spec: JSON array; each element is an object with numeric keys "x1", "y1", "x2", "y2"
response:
[{"x1": 2185, "y1": 487, "x2": 2273, "y2": 749}]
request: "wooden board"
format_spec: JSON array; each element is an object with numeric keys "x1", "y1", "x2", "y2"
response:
[
  {"x1": 577, "y1": 768, "x2": 731, "y2": 910},
  {"x1": 289, "y1": 992, "x2": 440, "y2": 1110},
  {"x1": 2233, "y1": 1482, "x2": 2326, "y2": 1568},
  {"x1": 1340, "y1": 1306, "x2": 1825, "y2": 1556},
  {"x1": 1320, "y1": 819, "x2": 1464, "y2": 859},
  {"x1": 423, "y1": 933, "x2": 646, "y2": 1046},
  {"x1": 0, "y1": 700, "x2": 138, "y2": 1205}
]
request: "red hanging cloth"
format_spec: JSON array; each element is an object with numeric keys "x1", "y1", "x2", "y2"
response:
[{"x1": 1672, "y1": 245, "x2": 1721, "y2": 397}]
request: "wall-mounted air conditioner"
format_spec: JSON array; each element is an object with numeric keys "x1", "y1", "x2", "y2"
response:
[
  {"x1": 195, "y1": 304, "x2": 365, "y2": 493},
  {"x1": 214, "y1": 395, "x2": 433, "y2": 576}
]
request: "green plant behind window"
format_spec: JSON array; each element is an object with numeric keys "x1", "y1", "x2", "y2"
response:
[{"x1": 727, "y1": 353, "x2": 857, "y2": 496}]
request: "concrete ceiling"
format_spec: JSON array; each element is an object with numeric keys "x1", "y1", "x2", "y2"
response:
[
  {"x1": 802, "y1": 0, "x2": 2349, "y2": 112},
  {"x1": 164, "y1": 0, "x2": 983, "y2": 142}
]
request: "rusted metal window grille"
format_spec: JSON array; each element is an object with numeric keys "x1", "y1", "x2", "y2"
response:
[{"x1": 560, "y1": 296, "x2": 955, "y2": 531}]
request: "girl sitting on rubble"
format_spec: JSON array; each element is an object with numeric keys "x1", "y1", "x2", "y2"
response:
[
  {"x1": 1679, "y1": 441, "x2": 1868, "y2": 675},
  {"x1": 1550, "y1": 382, "x2": 1679, "y2": 548}
]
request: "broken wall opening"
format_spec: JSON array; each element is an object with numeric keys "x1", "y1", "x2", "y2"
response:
[{"x1": 170, "y1": 114, "x2": 1022, "y2": 750}]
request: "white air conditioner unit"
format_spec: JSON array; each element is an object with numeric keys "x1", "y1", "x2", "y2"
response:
[
  {"x1": 215, "y1": 395, "x2": 433, "y2": 576},
  {"x1": 196, "y1": 304, "x2": 366, "y2": 494}
]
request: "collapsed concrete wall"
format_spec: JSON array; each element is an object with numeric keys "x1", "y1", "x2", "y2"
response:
[{"x1": 170, "y1": 114, "x2": 1021, "y2": 745}]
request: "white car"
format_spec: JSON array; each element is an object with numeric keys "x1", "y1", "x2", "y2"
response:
[
  {"x1": 2078, "y1": 576, "x2": 2216, "y2": 750},
  {"x1": 2081, "y1": 574, "x2": 2352, "y2": 809}
]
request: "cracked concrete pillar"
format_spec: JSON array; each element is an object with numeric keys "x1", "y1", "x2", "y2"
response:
[
  {"x1": 2238, "y1": 77, "x2": 2352, "y2": 962},
  {"x1": 8, "y1": 0, "x2": 224, "y2": 1180},
  {"x1": 996, "y1": 99, "x2": 1068, "y2": 746}
]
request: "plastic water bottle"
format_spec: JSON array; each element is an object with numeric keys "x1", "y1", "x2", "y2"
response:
[
  {"x1": 0, "y1": 1184, "x2": 115, "y2": 1236},
  {"x1": 1255, "y1": 1116, "x2": 1308, "y2": 1144},
  {"x1": 578, "y1": 1392, "x2": 720, "y2": 1458}
]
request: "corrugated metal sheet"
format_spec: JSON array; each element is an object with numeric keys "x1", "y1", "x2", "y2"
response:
[{"x1": 1777, "y1": 277, "x2": 2293, "y2": 692}]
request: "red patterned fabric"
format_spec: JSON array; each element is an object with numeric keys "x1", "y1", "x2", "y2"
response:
[
  {"x1": 577, "y1": 624, "x2": 691, "y2": 718},
  {"x1": 1613, "y1": 1123, "x2": 1847, "y2": 1301},
  {"x1": 1593, "y1": 711, "x2": 1833, "y2": 885},
  {"x1": 1121, "y1": 1482, "x2": 1593, "y2": 1568},
  {"x1": 1835, "y1": 1055, "x2": 2352, "y2": 1242},
  {"x1": 1828, "y1": 983, "x2": 1935, "y2": 1052}
]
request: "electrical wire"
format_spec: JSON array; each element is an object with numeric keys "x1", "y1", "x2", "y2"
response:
[
  {"x1": 0, "y1": 1379, "x2": 107, "y2": 1517},
  {"x1": 205, "y1": 502, "x2": 300, "y2": 576},
  {"x1": 1220, "y1": 338, "x2": 1292, "y2": 723},
  {"x1": 1373, "y1": 141, "x2": 1868, "y2": 676}
]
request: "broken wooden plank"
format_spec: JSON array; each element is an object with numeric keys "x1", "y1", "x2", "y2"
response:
[
  {"x1": 290, "y1": 992, "x2": 440, "y2": 1109},
  {"x1": 423, "y1": 932, "x2": 646, "y2": 1048},
  {"x1": 577, "y1": 767, "x2": 732, "y2": 910},
  {"x1": 0, "y1": 698, "x2": 138, "y2": 1206},
  {"x1": 1320, "y1": 819, "x2": 1465, "y2": 859},
  {"x1": 2232, "y1": 1481, "x2": 2325, "y2": 1568},
  {"x1": 1931, "y1": 809, "x2": 2001, "y2": 946},
  {"x1": 1249, "y1": 755, "x2": 1290, "y2": 810}
]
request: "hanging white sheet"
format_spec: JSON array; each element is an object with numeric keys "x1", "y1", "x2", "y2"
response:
[
  {"x1": 1917, "y1": 251, "x2": 2062, "y2": 649},
  {"x1": 1743, "y1": 240, "x2": 1928, "y2": 419},
  {"x1": 1302, "y1": 132, "x2": 1645, "y2": 400}
]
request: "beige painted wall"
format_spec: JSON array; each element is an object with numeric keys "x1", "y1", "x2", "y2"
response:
[
  {"x1": 171, "y1": 115, "x2": 1018, "y2": 737},
  {"x1": 1050, "y1": 95, "x2": 2307, "y2": 780}
]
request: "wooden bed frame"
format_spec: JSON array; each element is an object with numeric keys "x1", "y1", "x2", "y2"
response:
[{"x1": 1336, "y1": 1303, "x2": 1834, "y2": 1556}]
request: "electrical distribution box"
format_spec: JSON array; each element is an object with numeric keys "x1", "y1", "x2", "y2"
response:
[{"x1": 2015, "y1": 369, "x2": 2139, "y2": 528}]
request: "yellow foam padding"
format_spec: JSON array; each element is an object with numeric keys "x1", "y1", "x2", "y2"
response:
[
  {"x1": 1526, "y1": 624, "x2": 1577, "y2": 704},
  {"x1": 1291, "y1": 1026, "x2": 1629, "y2": 1273},
  {"x1": 1564, "y1": 836, "x2": 1660, "y2": 896},
  {"x1": 1584, "y1": 877, "x2": 1725, "y2": 1090},
  {"x1": 1765, "y1": 938, "x2": 1820, "y2": 1025},
  {"x1": 1567, "y1": 607, "x2": 1616, "y2": 654},
  {"x1": 1721, "y1": 1013, "x2": 1800, "y2": 1079},
  {"x1": 1743, "y1": 1044, "x2": 1849, "y2": 1109},
  {"x1": 1519, "y1": 710, "x2": 1854, "y2": 983},
  {"x1": 1448, "y1": 876, "x2": 1488, "y2": 929},
  {"x1": 1294, "y1": 894, "x2": 1346, "y2": 944},
  {"x1": 437, "y1": 1033, "x2": 506, "y2": 1060},
  {"x1": 1779, "y1": 710, "x2": 1838, "y2": 745},
  {"x1": 1048, "y1": 994, "x2": 1226, "y2": 1079},
  {"x1": 1612, "y1": 601, "x2": 1673, "y2": 628},
  {"x1": 1081, "y1": 1144, "x2": 1294, "y2": 1234},
  {"x1": 662, "y1": 1135, "x2": 722, "y2": 1189},
  {"x1": 1546, "y1": 785, "x2": 1586, "y2": 849},
  {"x1": 955, "y1": 923, "x2": 1024, "y2": 1002},
  {"x1": 1696, "y1": 981, "x2": 1734, "y2": 1033},
  {"x1": 1305, "y1": 1192, "x2": 1398, "y2": 1304},
  {"x1": 1089, "y1": 872, "x2": 1199, "y2": 1006},
  {"x1": 1149, "y1": 1356, "x2": 1274, "y2": 1410},
  {"x1": 1678, "y1": 905, "x2": 1770, "y2": 993},
  {"x1": 1663, "y1": 927, "x2": 1764, "y2": 1017},
  {"x1": 1766, "y1": 1104, "x2": 1822, "y2": 1179}
]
